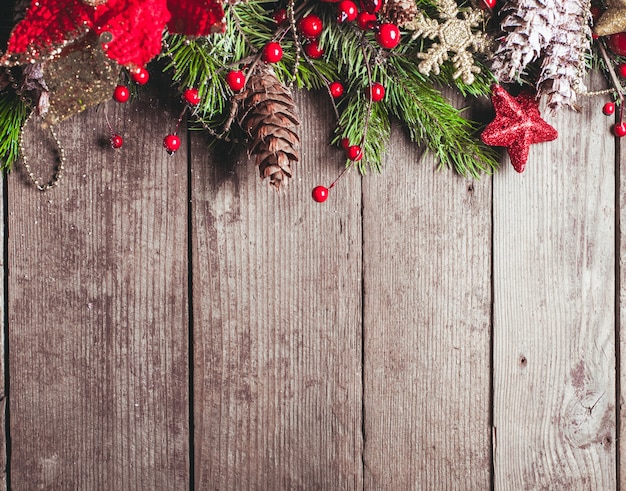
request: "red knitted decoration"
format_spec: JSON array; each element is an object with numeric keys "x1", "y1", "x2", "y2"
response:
[
  {"x1": 167, "y1": 0, "x2": 225, "y2": 36},
  {"x1": 92, "y1": 0, "x2": 171, "y2": 67},
  {"x1": 1, "y1": 0, "x2": 92, "y2": 64},
  {"x1": 1, "y1": 0, "x2": 224, "y2": 67}
]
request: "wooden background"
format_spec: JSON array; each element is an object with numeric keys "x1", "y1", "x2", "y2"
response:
[{"x1": 0, "y1": 70, "x2": 621, "y2": 489}]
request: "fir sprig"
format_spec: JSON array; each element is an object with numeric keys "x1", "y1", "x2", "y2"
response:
[
  {"x1": 0, "y1": 90, "x2": 28, "y2": 170},
  {"x1": 164, "y1": 0, "x2": 498, "y2": 177},
  {"x1": 334, "y1": 91, "x2": 391, "y2": 173},
  {"x1": 387, "y1": 59, "x2": 499, "y2": 176}
]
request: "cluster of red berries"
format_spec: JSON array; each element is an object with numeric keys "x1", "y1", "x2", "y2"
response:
[
  {"x1": 109, "y1": 67, "x2": 150, "y2": 149},
  {"x1": 603, "y1": 101, "x2": 626, "y2": 137},
  {"x1": 298, "y1": 1, "x2": 399, "y2": 203},
  {"x1": 108, "y1": 6, "x2": 402, "y2": 202},
  {"x1": 111, "y1": 67, "x2": 201, "y2": 153},
  {"x1": 601, "y1": 32, "x2": 626, "y2": 137},
  {"x1": 161, "y1": 88, "x2": 203, "y2": 153}
]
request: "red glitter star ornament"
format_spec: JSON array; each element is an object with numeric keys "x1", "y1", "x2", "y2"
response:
[{"x1": 481, "y1": 85, "x2": 558, "y2": 173}]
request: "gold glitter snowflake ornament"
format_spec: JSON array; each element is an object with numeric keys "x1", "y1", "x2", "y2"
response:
[{"x1": 406, "y1": 0, "x2": 489, "y2": 84}]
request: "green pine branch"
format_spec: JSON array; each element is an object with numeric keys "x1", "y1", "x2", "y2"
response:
[
  {"x1": 0, "y1": 90, "x2": 28, "y2": 170},
  {"x1": 388, "y1": 56, "x2": 499, "y2": 176},
  {"x1": 333, "y1": 91, "x2": 391, "y2": 173},
  {"x1": 163, "y1": 0, "x2": 499, "y2": 177}
]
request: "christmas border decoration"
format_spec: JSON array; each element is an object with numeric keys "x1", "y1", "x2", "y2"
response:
[{"x1": 0, "y1": 0, "x2": 624, "y2": 200}]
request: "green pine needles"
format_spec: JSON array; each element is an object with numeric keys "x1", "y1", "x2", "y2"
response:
[
  {"x1": 0, "y1": 0, "x2": 500, "y2": 176},
  {"x1": 163, "y1": 0, "x2": 500, "y2": 177},
  {"x1": 0, "y1": 90, "x2": 27, "y2": 170}
]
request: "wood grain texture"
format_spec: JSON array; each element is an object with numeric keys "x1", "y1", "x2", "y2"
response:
[
  {"x1": 8, "y1": 95, "x2": 189, "y2": 489},
  {"x1": 191, "y1": 91, "x2": 363, "y2": 489},
  {"x1": 362, "y1": 127, "x2": 492, "y2": 487},
  {"x1": 615, "y1": 120, "x2": 626, "y2": 489},
  {"x1": 493, "y1": 74, "x2": 616, "y2": 489},
  {"x1": 0, "y1": 174, "x2": 6, "y2": 491}
]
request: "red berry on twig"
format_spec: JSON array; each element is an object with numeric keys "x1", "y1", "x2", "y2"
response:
[
  {"x1": 376, "y1": 23, "x2": 400, "y2": 49},
  {"x1": 263, "y1": 42, "x2": 283, "y2": 63},
  {"x1": 357, "y1": 11, "x2": 377, "y2": 30},
  {"x1": 614, "y1": 122, "x2": 626, "y2": 137},
  {"x1": 164, "y1": 134, "x2": 181, "y2": 153},
  {"x1": 226, "y1": 70, "x2": 246, "y2": 91},
  {"x1": 337, "y1": 0, "x2": 358, "y2": 22},
  {"x1": 299, "y1": 15, "x2": 323, "y2": 39},
  {"x1": 369, "y1": 82, "x2": 385, "y2": 102},
  {"x1": 603, "y1": 102, "x2": 615, "y2": 116},
  {"x1": 312, "y1": 186, "x2": 329, "y2": 202},
  {"x1": 304, "y1": 40, "x2": 325, "y2": 59},
  {"x1": 347, "y1": 145, "x2": 363, "y2": 161},
  {"x1": 330, "y1": 81, "x2": 344, "y2": 98},
  {"x1": 183, "y1": 88, "x2": 201, "y2": 105},
  {"x1": 131, "y1": 67, "x2": 149, "y2": 85},
  {"x1": 113, "y1": 85, "x2": 130, "y2": 103},
  {"x1": 110, "y1": 134, "x2": 123, "y2": 149}
]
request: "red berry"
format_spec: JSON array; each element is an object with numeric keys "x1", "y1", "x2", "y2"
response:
[
  {"x1": 369, "y1": 82, "x2": 385, "y2": 102},
  {"x1": 226, "y1": 70, "x2": 246, "y2": 91},
  {"x1": 357, "y1": 11, "x2": 377, "y2": 30},
  {"x1": 183, "y1": 88, "x2": 201, "y2": 105},
  {"x1": 347, "y1": 145, "x2": 363, "y2": 161},
  {"x1": 341, "y1": 137, "x2": 350, "y2": 148},
  {"x1": 130, "y1": 67, "x2": 149, "y2": 85},
  {"x1": 608, "y1": 32, "x2": 626, "y2": 56},
  {"x1": 359, "y1": 0, "x2": 382, "y2": 13},
  {"x1": 619, "y1": 64, "x2": 626, "y2": 78},
  {"x1": 478, "y1": 0, "x2": 496, "y2": 9},
  {"x1": 329, "y1": 81, "x2": 344, "y2": 98},
  {"x1": 273, "y1": 8, "x2": 287, "y2": 24},
  {"x1": 163, "y1": 134, "x2": 181, "y2": 153},
  {"x1": 113, "y1": 85, "x2": 130, "y2": 103},
  {"x1": 603, "y1": 102, "x2": 616, "y2": 116},
  {"x1": 376, "y1": 23, "x2": 400, "y2": 49},
  {"x1": 110, "y1": 134, "x2": 123, "y2": 149},
  {"x1": 312, "y1": 186, "x2": 329, "y2": 202},
  {"x1": 304, "y1": 40, "x2": 325, "y2": 59},
  {"x1": 263, "y1": 42, "x2": 283, "y2": 63},
  {"x1": 337, "y1": 0, "x2": 358, "y2": 22},
  {"x1": 614, "y1": 122, "x2": 626, "y2": 137},
  {"x1": 298, "y1": 14, "x2": 323, "y2": 39}
]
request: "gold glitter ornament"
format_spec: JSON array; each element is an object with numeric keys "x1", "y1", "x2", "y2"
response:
[
  {"x1": 82, "y1": 0, "x2": 109, "y2": 5},
  {"x1": 593, "y1": 0, "x2": 626, "y2": 37},
  {"x1": 405, "y1": 0, "x2": 489, "y2": 84},
  {"x1": 42, "y1": 33, "x2": 118, "y2": 125}
]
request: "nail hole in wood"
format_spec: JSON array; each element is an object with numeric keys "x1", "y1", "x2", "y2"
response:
[{"x1": 519, "y1": 355, "x2": 527, "y2": 368}]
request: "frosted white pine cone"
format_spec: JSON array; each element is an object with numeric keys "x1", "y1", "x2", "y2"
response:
[
  {"x1": 536, "y1": 0, "x2": 591, "y2": 110},
  {"x1": 490, "y1": 0, "x2": 557, "y2": 82}
]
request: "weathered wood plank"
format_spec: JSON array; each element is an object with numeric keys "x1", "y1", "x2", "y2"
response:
[
  {"x1": 191, "y1": 91, "x2": 363, "y2": 489},
  {"x1": 362, "y1": 128, "x2": 492, "y2": 486},
  {"x1": 8, "y1": 95, "x2": 189, "y2": 488},
  {"x1": 0, "y1": 173, "x2": 6, "y2": 491},
  {"x1": 493, "y1": 75, "x2": 616, "y2": 488},
  {"x1": 615, "y1": 111, "x2": 626, "y2": 489}
]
